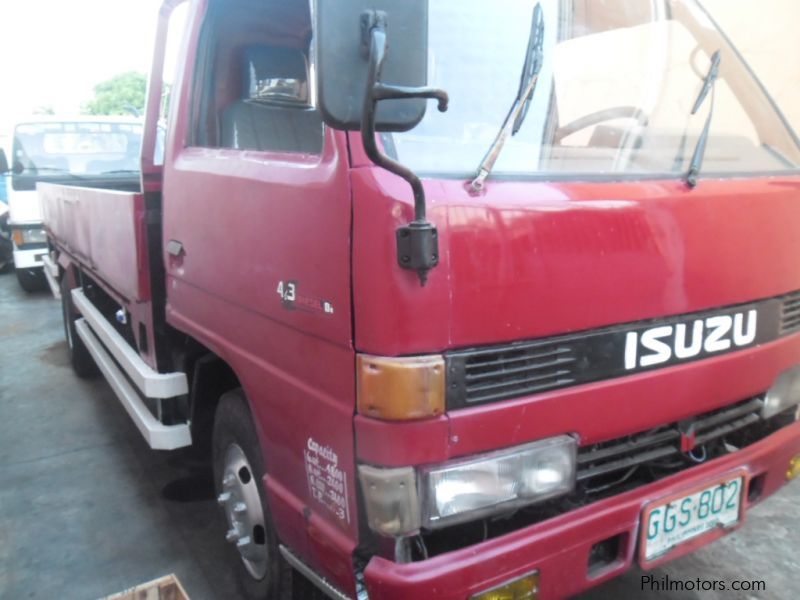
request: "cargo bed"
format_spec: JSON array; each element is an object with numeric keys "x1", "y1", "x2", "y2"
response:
[{"x1": 39, "y1": 182, "x2": 151, "y2": 303}]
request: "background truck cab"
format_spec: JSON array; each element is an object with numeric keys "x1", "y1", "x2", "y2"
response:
[{"x1": 0, "y1": 117, "x2": 144, "y2": 291}]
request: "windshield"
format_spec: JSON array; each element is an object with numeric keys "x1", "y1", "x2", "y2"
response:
[
  {"x1": 388, "y1": 0, "x2": 800, "y2": 180},
  {"x1": 11, "y1": 121, "x2": 144, "y2": 188}
]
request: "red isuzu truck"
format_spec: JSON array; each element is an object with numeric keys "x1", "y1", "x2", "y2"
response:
[{"x1": 40, "y1": 0, "x2": 800, "y2": 598}]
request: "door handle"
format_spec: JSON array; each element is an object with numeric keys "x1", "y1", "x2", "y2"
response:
[{"x1": 166, "y1": 239, "x2": 185, "y2": 257}]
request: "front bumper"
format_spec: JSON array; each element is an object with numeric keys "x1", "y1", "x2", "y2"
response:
[
  {"x1": 363, "y1": 420, "x2": 800, "y2": 600},
  {"x1": 13, "y1": 245, "x2": 47, "y2": 270}
]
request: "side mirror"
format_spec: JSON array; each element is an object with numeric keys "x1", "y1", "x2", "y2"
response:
[
  {"x1": 0, "y1": 149, "x2": 8, "y2": 174},
  {"x1": 316, "y1": 0, "x2": 449, "y2": 285},
  {"x1": 315, "y1": 0, "x2": 430, "y2": 132}
]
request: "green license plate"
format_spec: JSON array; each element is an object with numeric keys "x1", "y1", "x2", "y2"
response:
[{"x1": 642, "y1": 474, "x2": 744, "y2": 563}]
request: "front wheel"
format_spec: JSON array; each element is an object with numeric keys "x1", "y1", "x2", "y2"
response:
[
  {"x1": 16, "y1": 268, "x2": 47, "y2": 292},
  {"x1": 212, "y1": 389, "x2": 293, "y2": 600}
]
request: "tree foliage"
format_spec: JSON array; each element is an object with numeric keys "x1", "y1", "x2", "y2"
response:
[{"x1": 84, "y1": 71, "x2": 147, "y2": 116}]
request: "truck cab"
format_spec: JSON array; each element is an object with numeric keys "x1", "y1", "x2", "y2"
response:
[
  {"x1": 2, "y1": 117, "x2": 144, "y2": 291},
  {"x1": 40, "y1": 1, "x2": 800, "y2": 599}
]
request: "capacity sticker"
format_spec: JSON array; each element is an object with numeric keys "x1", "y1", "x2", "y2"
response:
[{"x1": 304, "y1": 437, "x2": 350, "y2": 524}]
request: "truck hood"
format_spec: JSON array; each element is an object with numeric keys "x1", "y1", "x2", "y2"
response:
[{"x1": 351, "y1": 170, "x2": 800, "y2": 355}]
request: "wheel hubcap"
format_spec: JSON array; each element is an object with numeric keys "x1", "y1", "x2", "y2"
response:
[{"x1": 218, "y1": 444, "x2": 269, "y2": 580}]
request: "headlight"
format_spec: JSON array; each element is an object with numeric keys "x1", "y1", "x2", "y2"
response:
[
  {"x1": 358, "y1": 435, "x2": 577, "y2": 536},
  {"x1": 762, "y1": 365, "x2": 800, "y2": 419},
  {"x1": 420, "y1": 435, "x2": 577, "y2": 529},
  {"x1": 12, "y1": 227, "x2": 47, "y2": 245}
]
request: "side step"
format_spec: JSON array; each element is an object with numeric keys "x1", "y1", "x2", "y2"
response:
[
  {"x1": 71, "y1": 288, "x2": 191, "y2": 450},
  {"x1": 41, "y1": 254, "x2": 61, "y2": 299},
  {"x1": 72, "y1": 288, "x2": 187, "y2": 398},
  {"x1": 75, "y1": 321, "x2": 192, "y2": 450},
  {"x1": 278, "y1": 546, "x2": 354, "y2": 600}
]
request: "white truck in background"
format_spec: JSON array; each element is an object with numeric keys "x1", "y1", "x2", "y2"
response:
[{"x1": 0, "y1": 117, "x2": 144, "y2": 291}]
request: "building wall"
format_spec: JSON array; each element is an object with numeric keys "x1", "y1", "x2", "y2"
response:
[
  {"x1": 549, "y1": 2, "x2": 799, "y2": 162},
  {"x1": 704, "y1": 0, "x2": 800, "y2": 135}
]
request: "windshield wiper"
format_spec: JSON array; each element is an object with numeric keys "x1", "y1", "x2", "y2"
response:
[
  {"x1": 100, "y1": 170, "x2": 140, "y2": 175},
  {"x1": 685, "y1": 49, "x2": 721, "y2": 188},
  {"x1": 470, "y1": 3, "x2": 545, "y2": 192}
]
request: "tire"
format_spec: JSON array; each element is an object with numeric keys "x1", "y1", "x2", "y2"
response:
[
  {"x1": 0, "y1": 215, "x2": 11, "y2": 273},
  {"x1": 291, "y1": 573, "x2": 328, "y2": 600},
  {"x1": 16, "y1": 268, "x2": 47, "y2": 292},
  {"x1": 212, "y1": 389, "x2": 293, "y2": 600},
  {"x1": 0, "y1": 245, "x2": 11, "y2": 274},
  {"x1": 60, "y1": 275, "x2": 99, "y2": 378}
]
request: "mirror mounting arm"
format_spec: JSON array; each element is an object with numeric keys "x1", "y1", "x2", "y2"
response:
[{"x1": 360, "y1": 10, "x2": 449, "y2": 286}]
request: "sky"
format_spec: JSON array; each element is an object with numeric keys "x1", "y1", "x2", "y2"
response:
[{"x1": 0, "y1": 0, "x2": 170, "y2": 133}]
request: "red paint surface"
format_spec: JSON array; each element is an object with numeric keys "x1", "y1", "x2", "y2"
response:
[
  {"x1": 39, "y1": 183, "x2": 151, "y2": 302},
  {"x1": 352, "y1": 170, "x2": 800, "y2": 355}
]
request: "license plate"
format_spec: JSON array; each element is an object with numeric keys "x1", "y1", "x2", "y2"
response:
[{"x1": 641, "y1": 474, "x2": 745, "y2": 563}]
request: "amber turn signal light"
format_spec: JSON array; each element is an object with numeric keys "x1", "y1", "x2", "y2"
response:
[
  {"x1": 787, "y1": 455, "x2": 800, "y2": 481},
  {"x1": 471, "y1": 571, "x2": 540, "y2": 600},
  {"x1": 356, "y1": 354, "x2": 445, "y2": 421}
]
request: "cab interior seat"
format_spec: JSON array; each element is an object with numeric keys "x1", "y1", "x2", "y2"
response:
[{"x1": 220, "y1": 45, "x2": 322, "y2": 155}]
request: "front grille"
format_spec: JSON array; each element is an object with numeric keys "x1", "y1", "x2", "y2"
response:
[
  {"x1": 417, "y1": 395, "x2": 792, "y2": 561},
  {"x1": 446, "y1": 289, "x2": 800, "y2": 409},
  {"x1": 576, "y1": 396, "x2": 764, "y2": 491},
  {"x1": 781, "y1": 291, "x2": 800, "y2": 334},
  {"x1": 451, "y1": 341, "x2": 578, "y2": 405}
]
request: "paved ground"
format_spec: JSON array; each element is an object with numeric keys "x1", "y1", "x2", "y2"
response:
[{"x1": 0, "y1": 272, "x2": 797, "y2": 600}]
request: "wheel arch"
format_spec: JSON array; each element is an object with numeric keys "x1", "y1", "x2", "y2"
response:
[{"x1": 187, "y1": 349, "x2": 244, "y2": 457}]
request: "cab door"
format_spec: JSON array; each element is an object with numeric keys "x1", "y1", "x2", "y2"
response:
[{"x1": 158, "y1": 0, "x2": 358, "y2": 587}]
